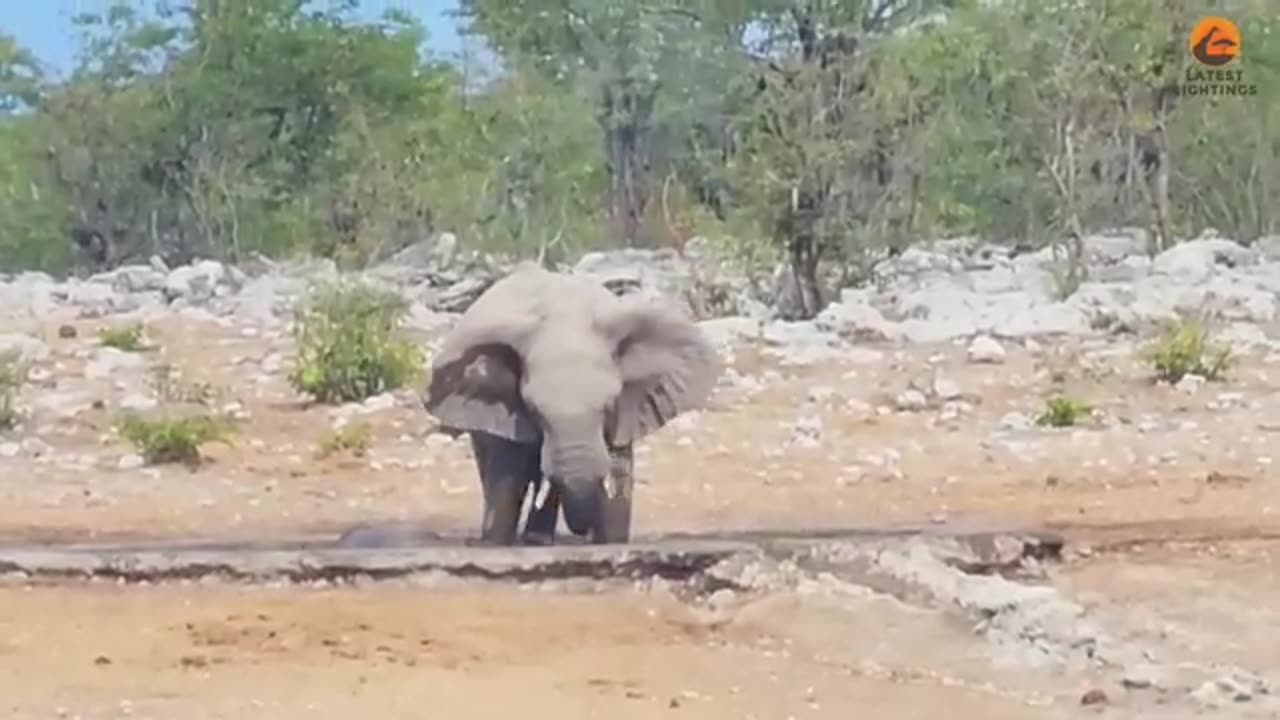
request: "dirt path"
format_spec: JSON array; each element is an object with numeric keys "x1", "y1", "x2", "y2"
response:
[{"x1": 0, "y1": 581, "x2": 1072, "y2": 720}]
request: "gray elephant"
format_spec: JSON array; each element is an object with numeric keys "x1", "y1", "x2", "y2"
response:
[{"x1": 421, "y1": 262, "x2": 720, "y2": 545}]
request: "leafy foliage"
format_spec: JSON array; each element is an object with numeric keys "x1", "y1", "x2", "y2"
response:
[
  {"x1": 0, "y1": 350, "x2": 26, "y2": 430},
  {"x1": 1036, "y1": 395, "x2": 1092, "y2": 428},
  {"x1": 1144, "y1": 315, "x2": 1235, "y2": 383},
  {"x1": 289, "y1": 279, "x2": 423, "y2": 404},
  {"x1": 0, "y1": 0, "x2": 1275, "y2": 320},
  {"x1": 116, "y1": 411, "x2": 235, "y2": 465},
  {"x1": 98, "y1": 323, "x2": 147, "y2": 351}
]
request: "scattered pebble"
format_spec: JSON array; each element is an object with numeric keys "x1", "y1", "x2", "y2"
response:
[
  {"x1": 1175, "y1": 373, "x2": 1206, "y2": 394},
  {"x1": 967, "y1": 335, "x2": 1007, "y2": 364},
  {"x1": 895, "y1": 389, "x2": 928, "y2": 412},
  {"x1": 1080, "y1": 688, "x2": 1109, "y2": 706},
  {"x1": 117, "y1": 454, "x2": 145, "y2": 470}
]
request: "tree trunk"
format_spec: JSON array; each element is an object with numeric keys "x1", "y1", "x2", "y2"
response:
[
  {"x1": 791, "y1": 233, "x2": 824, "y2": 319},
  {"x1": 601, "y1": 80, "x2": 657, "y2": 247},
  {"x1": 773, "y1": 230, "x2": 824, "y2": 321},
  {"x1": 1149, "y1": 124, "x2": 1173, "y2": 254}
]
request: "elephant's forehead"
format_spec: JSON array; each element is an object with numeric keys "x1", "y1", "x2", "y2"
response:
[
  {"x1": 524, "y1": 368, "x2": 618, "y2": 417},
  {"x1": 523, "y1": 333, "x2": 619, "y2": 406},
  {"x1": 524, "y1": 320, "x2": 613, "y2": 366}
]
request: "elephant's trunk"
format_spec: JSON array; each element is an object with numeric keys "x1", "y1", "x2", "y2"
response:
[{"x1": 543, "y1": 432, "x2": 611, "y2": 537}]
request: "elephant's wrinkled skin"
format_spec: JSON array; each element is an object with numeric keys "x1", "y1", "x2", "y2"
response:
[{"x1": 421, "y1": 262, "x2": 717, "y2": 544}]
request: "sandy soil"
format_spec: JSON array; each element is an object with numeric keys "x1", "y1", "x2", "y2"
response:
[
  {"x1": 0, "y1": 580, "x2": 1075, "y2": 720},
  {"x1": 1, "y1": 308, "x2": 1279, "y2": 716}
]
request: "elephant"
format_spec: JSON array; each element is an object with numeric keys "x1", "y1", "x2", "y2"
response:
[{"x1": 420, "y1": 261, "x2": 720, "y2": 545}]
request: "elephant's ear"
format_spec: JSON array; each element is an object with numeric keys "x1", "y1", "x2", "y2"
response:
[
  {"x1": 601, "y1": 298, "x2": 720, "y2": 446},
  {"x1": 421, "y1": 265, "x2": 544, "y2": 444}
]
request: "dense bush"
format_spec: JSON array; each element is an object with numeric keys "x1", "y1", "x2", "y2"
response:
[
  {"x1": 116, "y1": 412, "x2": 236, "y2": 465},
  {"x1": 289, "y1": 279, "x2": 423, "y2": 404}
]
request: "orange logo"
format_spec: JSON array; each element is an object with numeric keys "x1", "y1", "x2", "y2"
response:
[{"x1": 1189, "y1": 16, "x2": 1240, "y2": 66}]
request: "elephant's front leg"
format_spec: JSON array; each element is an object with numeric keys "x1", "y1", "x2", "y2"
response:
[
  {"x1": 469, "y1": 431, "x2": 538, "y2": 546},
  {"x1": 592, "y1": 444, "x2": 635, "y2": 544}
]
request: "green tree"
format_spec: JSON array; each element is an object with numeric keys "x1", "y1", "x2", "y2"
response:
[
  {"x1": 727, "y1": 0, "x2": 966, "y2": 319},
  {"x1": 460, "y1": 0, "x2": 742, "y2": 248}
]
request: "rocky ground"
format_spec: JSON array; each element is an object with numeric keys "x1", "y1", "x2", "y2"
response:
[{"x1": 1, "y1": 231, "x2": 1280, "y2": 718}]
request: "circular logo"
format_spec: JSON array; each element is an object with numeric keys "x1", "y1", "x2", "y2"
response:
[{"x1": 1189, "y1": 16, "x2": 1241, "y2": 66}]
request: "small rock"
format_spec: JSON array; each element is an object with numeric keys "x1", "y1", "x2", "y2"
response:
[
  {"x1": 164, "y1": 259, "x2": 230, "y2": 304},
  {"x1": 0, "y1": 333, "x2": 51, "y2": 362},
  {"x1": 938, "y1": 401, "x2": 971, "y2": 422},
  {"x1": 0, "y1": 442, "x2": 20, "y2": 458},
  {"x1": 895, "y1": 389, "x2": 928, "y2": 412},
  {"x1": 84, "y1": 347, "x2": 146, "y2": 380},
  {"x1": 117, "y1": 454, "x2": 145, "y2": 470},
  {"x1": 933, "y1": 377, "x2": 963, "y2": 401},
  {"x1": 788, "y1": 414, "x2": 824, "y2": 448},
  {"x1": 998, "y1": 412, "x2": 1033, "y2": 431},
  {"x1": 705, "y1": 588, "x2": 737, "y2": 614},
  {"x1": 1175, "y1": 374, "x2": 1206, "y2": 394},
  {"x1": 120, "y1": 393, "x2": 158, "y2": 411},
  {"x1": 967, "y1": 335, "x2": 1007, "y2": 364},
  {"x1": 361, "y1": 393, "x2": 397, "y2": 413},
  {"x1": 1080, "y1": 688, "x2": 1109, "y2": 706},
  {"x1": 1121, "y1": 664, "x2": 1164, "y2": 691},
  {"x1": 424, "y1": 433, "x2": 455, "y2": 449},
  {"x1": 807, "y1": 386, "x2": 837, "y2": 404},
  {"x1": 20, "y1": 438, "x2": 50, "y2": 458},
  {"x1": 1191, "y1": 669, "x2": 1268, "y2": 707},
  {"x1": 58, "y1": 324, "x2": 77, "y2": 339}
]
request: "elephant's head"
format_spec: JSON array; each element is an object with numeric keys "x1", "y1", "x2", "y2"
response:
[{"x1": 422, "y1": 262, "x2": 720, "y2": 536}]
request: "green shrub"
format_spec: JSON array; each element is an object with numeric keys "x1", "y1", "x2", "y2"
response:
[
  {"x1": 0, "y1": 351, "x2": 26, "y2": 430},
  {"x1": 116, "y1": 412, "x2": 235, "y2": 465},
  {"x1": 1036, "y1": 395, "x2": 1091, "y2": 428},
  {"x1": 98, "y1": 323, "x2": 147, "y2": 352},
  {"x1": 1144, "y1": 315, "x2": 1234, "y2": 383},
  {"x1": 317, "y1": 421, "x2": 374, "y2": 458},
  {"x1": 289, "y1": 279, "x2": 423, "y2": 404}
]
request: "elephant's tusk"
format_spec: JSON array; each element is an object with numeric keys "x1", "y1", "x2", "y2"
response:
[{"x1": 533, "y1": 480, "x2": 552, "y2": 510}]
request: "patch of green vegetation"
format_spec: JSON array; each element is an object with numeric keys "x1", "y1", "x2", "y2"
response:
[
  {"x1": 1143, "y1": 315, "x2": 1233, "y2": 383},
  {"x1": 0, "y1": 350, "x2": 26, "y2": 430},
  {"x1": 1036, "y1": 394, "x2": 1091, "y2": 428},
  {"x1": 98, "y1": 323, "x2": 147, "y2": 352},
  {"x1": 115, "y1": 412, "x2": 236, "y2": 465},
  {"x1": 317, "y1": 421, "x2": 374, "y2": 458},
  {"x1": 289, "y1": 279, "x2": 423, "y2": 404}
]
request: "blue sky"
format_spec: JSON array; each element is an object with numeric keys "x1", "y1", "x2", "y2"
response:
[{"x1": 0, "y1": 1, "x2": 466, "y2": 75}]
